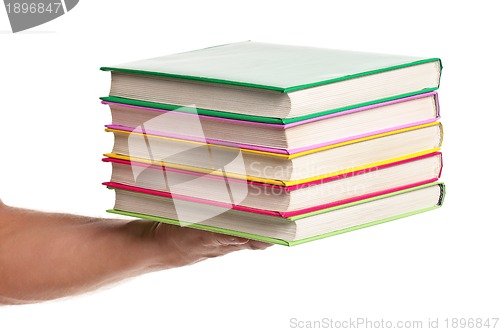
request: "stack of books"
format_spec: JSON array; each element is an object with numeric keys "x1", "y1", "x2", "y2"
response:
[{"x1": 101, "y1": 41, "x2": 445, "y2": 246}]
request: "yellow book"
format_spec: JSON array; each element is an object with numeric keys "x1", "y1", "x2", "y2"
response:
[{"x1": 105, "y1": 122, "x2": 442, "y2": 186}]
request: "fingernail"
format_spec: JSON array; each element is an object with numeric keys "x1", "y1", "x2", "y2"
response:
[{"x1": 230, "y1": 237, "x2": 249, "y2": 245}]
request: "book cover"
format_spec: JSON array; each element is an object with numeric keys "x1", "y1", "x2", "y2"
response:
[
  {"x1": 106, "y1": 183, "x2": 446, "y2": 246},
  {"x1": 103, "y1": 91, "x2": 440, "y2": 155},
  {"x1": 101, "y1": 41, "x2": 441, "y2": 93},
  {"x1": 101, "y1": 41, "x2": 442, "y2": 124}
]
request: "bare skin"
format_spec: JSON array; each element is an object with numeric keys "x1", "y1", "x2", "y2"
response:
[{"x1": 0, "y1": 200, "x2": 270, "y2": 305}]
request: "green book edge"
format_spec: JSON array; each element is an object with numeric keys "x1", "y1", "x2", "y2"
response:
[
  {"x1": 101, "y1": 88, "x2": 438, "y2": 125},
  {"x1": 106, "y1": 183, "x2": 445, "y2": 246},
  {"x1": 288, "y1": 182, "x2": 444, "y2": 220},
  {"x1": 100, "y1": 58, "x2": 441, "y2": 93}
]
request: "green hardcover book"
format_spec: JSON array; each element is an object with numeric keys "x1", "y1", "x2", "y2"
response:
[
  {"x1": 107, "y1": 183, "x2": 445, "y2": 246},
  {"x1": 101, "y1": 41, "x2": 442, "y2": 124}
]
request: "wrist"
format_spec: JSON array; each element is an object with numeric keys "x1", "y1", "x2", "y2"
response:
[
  {"x1": 139, "y1": 222, "x2": 206, "y2": 269},
  {"x1": 108, "y1": 219, "x2": 163, "y2": 273},
  {"x1": 122, "y1": 220, "x2": 185, "y2": 271}
]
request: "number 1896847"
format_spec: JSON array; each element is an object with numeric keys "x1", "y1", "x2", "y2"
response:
[{"x1": 5, "y1": 2, "x2": 62, "y2": 14}]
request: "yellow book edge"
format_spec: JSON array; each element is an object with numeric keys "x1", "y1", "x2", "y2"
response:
[
  {"x1": 104, "y1": 148, "x2": 441, "y2": 187},
  {"x1": 105, "y1": 121, "x2": 442, "y2": 160}
]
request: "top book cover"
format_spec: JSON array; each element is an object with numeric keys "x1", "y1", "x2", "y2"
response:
[{"x1": 101, "y1": 41, "x2": 442, "y2": 123}]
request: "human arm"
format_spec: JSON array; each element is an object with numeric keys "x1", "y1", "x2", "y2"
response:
[{"x1": 0, "y1": 200, "x2": 270, "y2": 305}]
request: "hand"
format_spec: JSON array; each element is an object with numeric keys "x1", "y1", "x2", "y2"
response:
[{"x1": 149, "y1": 222, "x2": 273, "y2": 268}]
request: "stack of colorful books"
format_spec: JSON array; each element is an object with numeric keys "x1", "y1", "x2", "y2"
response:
[{"x1": 100, "y1": 41, "x2": 445, "y2": 246}]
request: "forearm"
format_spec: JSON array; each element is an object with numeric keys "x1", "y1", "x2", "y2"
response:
[
  {"x1": 0, "y1": 200, "x2": 270, "y2": 305},
  {"x1": 0, "y1": 202, "x2": 161, "y2": 304}
]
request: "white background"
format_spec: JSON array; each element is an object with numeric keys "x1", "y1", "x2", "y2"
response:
[{"x1": 1, "y1": 1, "x2": 499, "y2": 331}]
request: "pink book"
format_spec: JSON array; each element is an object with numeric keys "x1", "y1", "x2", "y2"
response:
[
  {"x1": 103, "y1": 152, "x2": 443, "y2": 217},
  {"x1": 103, "y1": 91, "x2": 440, "y2": 155}
]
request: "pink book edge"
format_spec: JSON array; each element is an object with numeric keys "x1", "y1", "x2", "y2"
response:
[
  {"x1": 105, "y1": 124, "x2": 287, "y2": 154},
  {"x1": 103, "y1": 181, "x2": 283, "y2": 217},
  {"x1": 104, "y1": 179, "x2": 439, "y2": 219},
  {"x1": 105, "y1": 116, "x2": 440, "y2": 156},
  {"x1": 284, "y1": 91, "x2": 439, "y2": 128},
  {"x1": 103, "y1": 151, "x2": 442, "y2": 191},
  {"x1": 286, "y1": 118, "x2": 439, "y2": 154},
  {"x1": 437, "y1": 152, "x2": 444, "y2": 178},
  {"x1": 101, "y1": 91, "x2": 438, "y2": 129},
  {"x1": 280, "y1": 179, "x2": 439, "y2": 217},
  {"x1": 434, "y1": 92, "x2": 441, "y2": 118},
  {"x1": 102, "y1": 157, "x2": 269, "y2": 188},
  {"x1": 287, "y1": 152, "x2": 442, "y2": 190}
]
